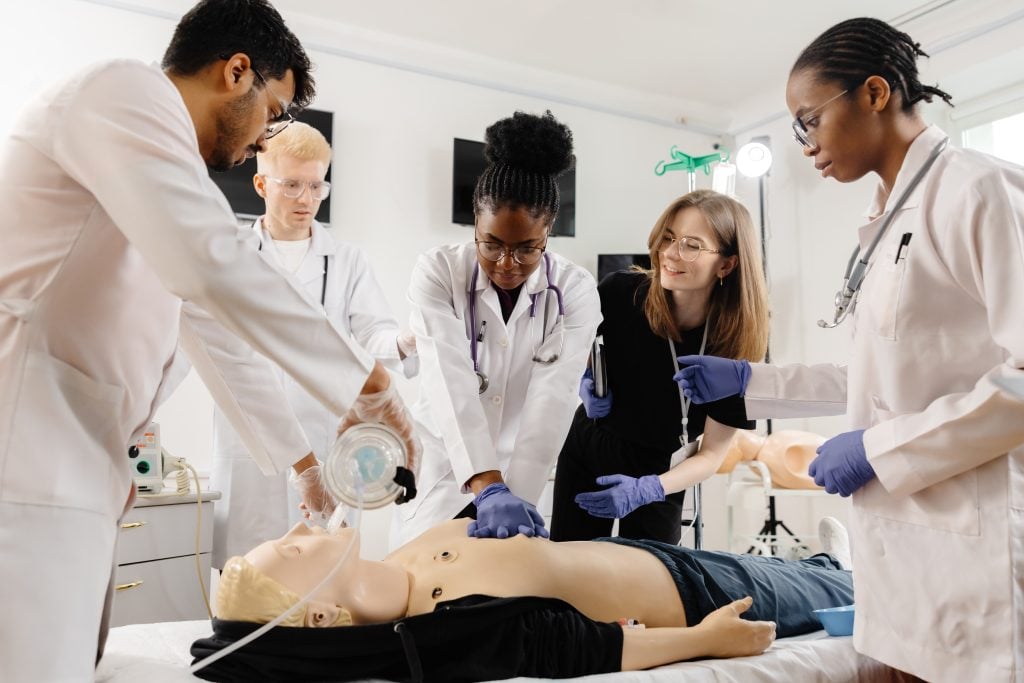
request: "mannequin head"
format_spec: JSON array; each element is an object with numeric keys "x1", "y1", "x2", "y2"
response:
[{"x1": 218, "y1": 524, "x2": 410, "y2": 627}]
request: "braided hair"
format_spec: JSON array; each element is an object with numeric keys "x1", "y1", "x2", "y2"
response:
[
  {"x1": 792, "y1": 17, "x2": 953, "y2": 111},
  {"x1": 473, "y1": 111, "x2": 574, "y2": 226}
]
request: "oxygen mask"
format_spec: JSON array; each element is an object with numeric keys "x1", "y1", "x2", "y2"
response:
[{"x1": 324, "y1": 423, "x2": 417, "y2": 510}]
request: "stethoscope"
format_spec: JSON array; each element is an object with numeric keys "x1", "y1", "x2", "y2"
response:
[
  {"x1": 818, "y1": 137, "x2": 949, "y2": 329},
  {"x1": 256, "y1": 222, "x2": 328, "y2": 306},
  {"x1": 469, "y1": 252, "x2": 565, "y2": 394}
]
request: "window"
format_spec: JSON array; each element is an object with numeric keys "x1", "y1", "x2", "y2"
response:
[{"x1": 961, "y1": 110, "x2": 1024, "y2": 165}]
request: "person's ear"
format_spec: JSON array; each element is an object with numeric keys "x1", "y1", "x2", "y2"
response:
[
  {"x1": 221, "y1": 52, "x2": 252, "y2": 92},
  {"x1": 253, "y1": 173, "x2": 266, "y2": 198},
  {"x1": 863, "y1": 75, "x2": 892, "y2": 113},
  {"x1": 304, "y1": 600, "x2": 345, "y2": 628},
  {"x1": 719, "y1": 254, "x2": 738, "y2": 279}
]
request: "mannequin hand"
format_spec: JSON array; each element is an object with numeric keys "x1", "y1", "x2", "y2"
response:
[
  {"x1": 289, "y1": 463, "x2": 336, "y2": 523},
  {"x1": 397, "y1": 330, "x2": 417, "y2": 359},
  {"x1": 808, "y1": 429, "x2": 874, "y2": 496},
  {"x1": 579, "y1": 367, "x2": 613, "y2": 418},
  {"x1": 574, "y1": 474, "x2": 665, "y2": 518},
  {"x1": 694, "y1": 596, "x2": 776, "y2": 658},
  {"x1": 338, "y1": 379, "x2": 421, "y2": 481},
  {"x1": 469, "y1": 483, "x2": 549, "y2": 539},
  {"x1": 673, "y1": 356, "x2": 751, "y2": 404}
]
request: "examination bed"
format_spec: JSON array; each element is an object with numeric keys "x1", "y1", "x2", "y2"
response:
[{"x1": 95, "y1": 619, "x2": 920, "y2": 682}]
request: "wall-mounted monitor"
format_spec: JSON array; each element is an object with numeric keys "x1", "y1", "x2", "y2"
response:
[
  {"x1": 597, "y1": 253, "x2": 651, "y2": 283},
  {"x1": 451, "y1": 138, "x2": 575, "y2": 237},
  {"x1": 207, "y1": 108, "x2": 334, "y2": 224}
]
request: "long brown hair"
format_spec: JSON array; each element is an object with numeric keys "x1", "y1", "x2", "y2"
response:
[{"x1": 640, "y1": 190, "x2": 769, "y2": 362}]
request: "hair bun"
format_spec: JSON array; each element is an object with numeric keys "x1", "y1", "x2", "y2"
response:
[{"x1": 483, "y1": 110, "x2": 574, "y2": 177}]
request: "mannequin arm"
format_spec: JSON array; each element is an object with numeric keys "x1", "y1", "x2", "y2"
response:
[
  {"x1": 658, "y1": 418, "x2": 735, "y2": 495},
  {"x1": 620, "y1": 597, "x2": 775, "y2": 670}
]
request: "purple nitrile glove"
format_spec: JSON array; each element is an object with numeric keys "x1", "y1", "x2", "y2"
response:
[
  {"x1": 574, "y1": 474, "x2": 665, "y2": 519},
  {"x1": 468, "y1": 483, "x2": 549, "y2": 539},
  {"x1": 808, "y1": 429, "x2": 874, "y2": 497},
  {"x1": 673, "y1": 356, "x2": 751, "y2": 404},
  {"x1": 579, "y1": 367, "x2": 613, "y2": 418}
]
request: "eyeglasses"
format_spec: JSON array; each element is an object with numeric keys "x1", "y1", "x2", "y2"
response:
[
  {"x1": 791, "y1": 89, "x2": 849, "y2": 148},
  {"x1": 251, "y1": 67, "x2": 295, "y2": 140},
  {"x1": 657, "y1": 235, "x2": 720, "y2": 262},
  {"x1": 475, "y1": 239, "x2": 546, "y2": 266},
  {"x1": 262, "y1": 176, "x2": 331, "y2": 200}
]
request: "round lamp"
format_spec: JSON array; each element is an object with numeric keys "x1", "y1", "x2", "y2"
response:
[{"x1": 736, "y1": 141, "x2": 773, "y2": 178}]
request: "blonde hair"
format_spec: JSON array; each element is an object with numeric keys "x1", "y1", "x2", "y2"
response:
[
  {"x1": 217, "y1": 556, "x2": 352, "y2": 627},
  {"x1": 256, "y1": 121, "x2": 331, "y2": 173},
  {"x1": 641, "y1": 190, "x2": 769, "y2": 361}
]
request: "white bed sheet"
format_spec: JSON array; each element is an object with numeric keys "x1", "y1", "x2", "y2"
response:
[{"x1": 95, "y1": 620, "x2": 919, "y2": 683}]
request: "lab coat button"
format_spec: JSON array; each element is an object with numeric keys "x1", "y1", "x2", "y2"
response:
[
  {"x1": 499, "y1": 338, "x2": 509, "y2": 347},
  {"x1": 491, "y1": 395, "x2": 502, "y2": 405}
]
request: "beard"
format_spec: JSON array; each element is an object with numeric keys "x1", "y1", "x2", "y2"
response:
[{"x1": 206, "y1": 89, "x2": 258, "y2": 173}]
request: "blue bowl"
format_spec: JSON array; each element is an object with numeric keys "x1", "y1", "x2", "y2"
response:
[{"x1": 813, "y1": 604, "x2": 855, "y2": 636}]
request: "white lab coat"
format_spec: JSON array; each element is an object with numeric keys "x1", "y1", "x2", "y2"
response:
[
  {"x1": 0, "y1": 60, "x2": 375, "y2": 681},
  {"x1": 210, "y1": 218, "x2": 415, "y2": 566},
  {"x1": 743, "y1": 125, "x2": 1024, "y2": 682},
  {"x1": 391, "y1": 243, "x2": 600, "y2": 546}
]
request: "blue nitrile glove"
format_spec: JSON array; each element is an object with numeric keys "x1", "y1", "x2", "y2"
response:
[
  {"x1": 673, "y1": 355, "x2": 751, "y2": 404},
  {"x1": 468, "y1": 483, "x2": 550, "y2": 539},
  {"x1": 808, "y1": 429, "x2": 874, "y2": 497},
  {"x1": 579, "y1": 367, "x2": 613, "y2": 418},
  {"x1": 574, "y1": 474, "x2": 665, "y2": 519}
]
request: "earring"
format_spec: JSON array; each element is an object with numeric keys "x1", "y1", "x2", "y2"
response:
[{"x1": 719, "y1": 276, "x2": 724, "y2": 287}]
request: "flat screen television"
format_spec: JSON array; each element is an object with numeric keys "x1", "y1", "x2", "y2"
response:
[
  {"x1": 451, "y1": 138, "x2": 576, "y2": 237},
  {"x1": 207, "y1": 108, "x2": 334, "y2": 224},
  {"x1": 597, "y1": 253, "x2": 651, "y2": 283}
]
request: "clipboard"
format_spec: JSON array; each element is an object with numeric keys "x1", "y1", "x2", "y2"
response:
[{"x1": 590, "y1": 335, "x2": 608, "y2": 398}]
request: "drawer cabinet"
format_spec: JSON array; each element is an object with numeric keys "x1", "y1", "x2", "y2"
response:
[{"x1": 110, "y1": 491, "x2": 220, "y2": 627}]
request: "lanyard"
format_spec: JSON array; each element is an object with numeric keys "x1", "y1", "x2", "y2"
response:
[{"x1": 669, "y1": 323, "x2": 709, "y2": 446}]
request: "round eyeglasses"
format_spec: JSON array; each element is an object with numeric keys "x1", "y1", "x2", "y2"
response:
[
  {"x1": 791, "y1": 89, "x2": 848, "y2": 148},
  {"x1": 475, "y1": 239, "x2": 546, "y2": 266},
  {"x1": 658, "y1": 235, "x2": 720, "y2": 262},
  {"x1": 263, "y1": 176, "x2": 331, "y2": 200}
]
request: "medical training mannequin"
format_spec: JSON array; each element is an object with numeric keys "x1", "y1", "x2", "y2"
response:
[
  {"x1": 0, "y1": 1, "x2": 418, "y2": 679},
  {"x1": 210, "y1": 121, "x2": 417, "y2": 567},
  {"x1": 718, "y1": 430, "x2": 825, "y2": 490},
  {"x1": 196, "y1": 518, "x2": 852, "y2": 681},
  {"x1": 551, "y1": 190, "x2": 769, "y2": 542},
  {"x1": 391, "y1": 111, "x2": 600, "y2": 546},
  {"x1": 673, "y1": 17, "x2": 1024, "y2": 683}
]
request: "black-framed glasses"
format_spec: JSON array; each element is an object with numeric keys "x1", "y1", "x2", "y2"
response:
[
  {"x1": 657, "y1": 235, "x2": 720, "y2": 262},
  {"x1": 262, "y1": 175, "x2": 331, "y2": 200},
  {"x1": 475, "y1": 239, "x2": 546, "y2": 266},
  {"x1": 791, "y1": 89, "x2": 849, "y2": 148},
  {"x1": 251, "y1": 67, "x2": 295, "y2": 140}
]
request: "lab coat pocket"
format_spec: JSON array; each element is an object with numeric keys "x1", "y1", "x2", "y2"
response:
[
  {"x1": 866, "y1": 407, "x2": 981, "y2": 536},
  {"x1": 2, "y1": 351, "x2": 127, "y2": 517},
  {"x1": 863, "y1": 243, "x2": 907, "y2": 341}
]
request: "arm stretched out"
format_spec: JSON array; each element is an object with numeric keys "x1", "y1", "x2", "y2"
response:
[{"x1": 621, "y1": 597, "x2": 776, "y2": 671}]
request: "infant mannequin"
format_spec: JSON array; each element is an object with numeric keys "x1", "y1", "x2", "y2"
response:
[{"x1": 717, "y1": 430, "x2": 825, "y2": 489}]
